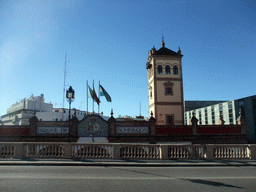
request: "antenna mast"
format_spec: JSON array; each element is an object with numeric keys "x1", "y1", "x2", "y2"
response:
[
  {"x1": 62, "y1": 53, "x2": 68, "y2": 119},
  {"x1": 140, "y1": 102, "x2": 141, "y2": 116}
]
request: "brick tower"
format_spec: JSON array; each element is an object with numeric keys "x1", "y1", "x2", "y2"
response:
[{"x1": 147, "y1": 40, "x2": 184, "y2": 125}]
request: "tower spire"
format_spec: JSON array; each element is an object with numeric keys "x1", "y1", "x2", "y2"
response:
[{"x1": 161, "y1": 34, "x2": 165, "y2": 47}]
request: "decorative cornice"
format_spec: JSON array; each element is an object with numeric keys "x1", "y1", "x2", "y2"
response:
[
  {"x1": 156, "y1": 78, "x2": 181, "y2": 81},
  {"x1": 151, "y1": 55, "x2": 183, "y2": 59},
  {"x1": 163, "y1": 81, "x2": 174, "y2": 87},
  {"x1": 156, "y1": 102, "x2": 183, "y2": 105}
]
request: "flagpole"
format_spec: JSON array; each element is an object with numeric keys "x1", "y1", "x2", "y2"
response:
[
  {"x1": 93, "y1": 80, "x2": 94, "y2": 113},
  {"x1": 87, "y1": 80, "x2": 88, "y2": 115},
  {"x1": 98, "y1": 80, "x2": 100, "y2": 114}
]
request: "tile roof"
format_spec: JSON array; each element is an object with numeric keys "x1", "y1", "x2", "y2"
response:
[{"x1": 154, "y1": 46, "x2": 180, "y2": 56}]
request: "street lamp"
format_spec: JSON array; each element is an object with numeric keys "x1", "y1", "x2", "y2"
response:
[{"x1": 66, "y1": 86, "x2": 75, "y2": 142}]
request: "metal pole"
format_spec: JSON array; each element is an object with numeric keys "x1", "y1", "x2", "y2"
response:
[
  {"x1": 93, "y1": 80, "x2": 94, "y2": 113},
  {"x1": 87, "y1": 80, "x2": 88, "y2": 115},
  {"x1": 69, "y1": 99, "x2": 71, "y2": 143},
  {"x1": 98, "y1": 80, "x2": 100, "y2": 114}
]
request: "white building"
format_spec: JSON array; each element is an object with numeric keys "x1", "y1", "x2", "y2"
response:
[
  {"x1": 1, "y1": 94, "x2": 53, "y2": 125},
  {"x1": 36, "y1": 108, "x2": 109, "y2": 122},
  {"x1": 0, "y1": 94, "x2": 109, "y2": 125}
]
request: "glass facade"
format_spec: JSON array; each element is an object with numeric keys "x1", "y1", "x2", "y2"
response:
[
  {"x1": 211, "y1": 106, "x2": 215, "y2": 125},
  {"x1": 228, "y1": 102, "x2": 233, "y2": 124}
]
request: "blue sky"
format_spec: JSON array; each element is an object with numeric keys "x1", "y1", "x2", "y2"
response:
[{"x1": 0, "y1": 0, "x2": 255, "y2": 118}]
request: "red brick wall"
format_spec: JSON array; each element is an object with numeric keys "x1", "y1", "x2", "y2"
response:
[
  {"x1": 155, "y1": 125, "x2": 193, "y2": 135},
  {"x1": 197, "y1": 125, "x2": 241, "y2": 135},
  {"x1": 155, "y1": 125, "x2": 242, "y2": 135},
  {"x1": 0, "y1": 127, "x2": 30, "y2": 136}
]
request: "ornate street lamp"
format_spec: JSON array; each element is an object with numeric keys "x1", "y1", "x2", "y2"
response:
[{"x1": 66, "y1": 86, "x2": 75, "y2": 142}]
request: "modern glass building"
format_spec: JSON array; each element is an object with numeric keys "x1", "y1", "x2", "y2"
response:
[{"x1": 185, "y1": 95, "x2": 256, "y2": 143}]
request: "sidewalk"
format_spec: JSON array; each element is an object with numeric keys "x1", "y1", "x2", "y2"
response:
[{"x1": 1, "y1": 158, "x2": 256, "y2": 167}]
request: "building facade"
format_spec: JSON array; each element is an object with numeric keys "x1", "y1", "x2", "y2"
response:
[
  {"x1": 35, "y1": 108, "x2": 102, "y2": 122},
  {"x1": 147, "y1": 41, "x2": 184, "y2": 125},
  {"x1": 0, "y1": 94, "x2": 106, "y2": 125},
  {"x1": 185, "y1": 95, "x2": 256, "y2": 143},
  {"x1": 185, "y1": 101, "x2": 227, "y2": 112},
  {"x1": 0, "y1": 94, "x2": 53, "y2": 125}
]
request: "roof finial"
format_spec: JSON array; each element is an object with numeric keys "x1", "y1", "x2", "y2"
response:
[
  {"x1": 177, "y1": 46, "x2": 181, "y2": 54},
  {"x1": 110, "y1": 108, "x2": 113, "y2": 117},
  {"x1": 161, "y1": 35, "x2": 165, "y2": 47}
]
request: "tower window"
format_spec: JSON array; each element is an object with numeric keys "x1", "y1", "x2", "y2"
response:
[
  {"x1": 149, "y1": 86, "x2": 153, "y2": 99},
  {"x1": 165, "y1": 65, "x2": 170, "y2": 74},
  {"x1": 166, "y1": 115, "x2": 174, "y2": 125},
  {"x1": 173, "y1": 66, "x2": 178, "y2": 75},
  {"x1": 165, "y1": 87, "x2": 172, "y2": 95},
  {"x1": 157, "y1": 65, "x2": 163, "y2": 74},
  {"x1": 163, "y1": 81, "x2": 174, "y2": 96}
]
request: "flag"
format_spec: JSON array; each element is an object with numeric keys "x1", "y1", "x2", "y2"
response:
[
  {"x1": 88, "y1": 85, "x2": 94, "y2": 98},
  {"x1": 92, "y1": 87, "x2": 100, "y2": 105},
  {"x1": 100, "y1": 85, "x2": 112, "y2": 102},
  {"x1": 88, "y1": 85, "x2": 100, "y2": 105}
]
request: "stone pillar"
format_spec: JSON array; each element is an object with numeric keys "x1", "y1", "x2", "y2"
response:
[
  {"x1": 250, "y1": 144, "x2": 256, "y2": 160},
  {"x1": 108, "y1": 109, "x2": 116, "y2": 136},
  {"x1": 205, "y1": 144, "x2": 214, "y2": 160},
  {"x1": 160, "y1": 145, "x2": 169, "y2": 160},
  {"x1": 70, "y1": 116, "x2": 79, "y2": 142},
  {"x1": 28, "y1": 112, "x2": 38, "y2": 142},
  {"x1": 189, "y1": 112, "x2": 198, "y2": 135},
  {"x1": 237, "y1": 107, "x2": 247, "y2": 134},
  {"x1": 14, "y1": 143, "x2": 24, "y2": 159},
  {"x1": 64, "y1": 143, "x2": 72, "y2": 159},
  {"x1": 113, "y1": 144, "x2": 121, "y2": 159},
  {"x1": 149, "y1": 112, "x2": 156, "y2": 136}
]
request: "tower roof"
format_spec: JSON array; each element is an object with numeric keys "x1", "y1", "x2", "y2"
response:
[
  {"x1": 154, "y1": 46, "x2": 180, "y2": 56},
  {"x1": 150, "y1": 41, "x2": 182, "y2": 56}
]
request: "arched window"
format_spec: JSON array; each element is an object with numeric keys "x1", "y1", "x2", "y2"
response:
[
  {"x1": 149, "y1": 86, "x2": 152, "y2": 99},
  {"x1": 157, "y1": 65, "x2": 163, "y2": 74},
  {"x1": 165, "y1": 87, "x2": 172, "y2": 95},
  {"x1": 163, "y1": 81, "x2": 174, "y2": 96},
  {"x1": 165, "y1": 65, "x2": 170, "y2": 74},
  {"x1": 173, "y1": 66, "x2": 178, "y2": 75}
]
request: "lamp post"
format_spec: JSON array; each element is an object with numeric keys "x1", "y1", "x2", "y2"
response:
[{"x1": 66, "y1": 86, "x2": 75, "y2": 143}]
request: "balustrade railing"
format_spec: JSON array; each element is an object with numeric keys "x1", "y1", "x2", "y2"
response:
[
  {"x1": 72, "y1": 144, "x2": 114, "y2": 159},
  {"x1": 168, "y1": 145, "x2": 193, "y2": 159},
  {"x1": 23, "y1": 143, "x2": 65, "y2": 158},
  {"x1": 214, "y1": 145, "x2": 250, "y2": 159},
  {"x1": 0, "y1": 143, "x2": 15, "y2": 158},
  {"x1": 167, "y1": 145, "x2": 206, "y2": 159},
  {"x1": 0, "y1": 143, "x2": 255, "y2": 160},
  {"x1": 120, "y1": 144, "x2": 161, "y2": 159}
]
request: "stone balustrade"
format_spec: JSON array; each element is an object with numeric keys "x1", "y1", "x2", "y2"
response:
[
  {"x1": 0, "y1": 143, "x2": 15, "y2": 158},
  {"x1": 72, "y1": 144, "x2": 114, "y2": 159},
  {"x1": 1, "y1": 142, "x2": 256, "y2": 160},
  {"x1": 213, "y1": 145, "x2": 250, "y2": 159},
  {"x1": 23, "y1": 143, "x2": 65, "y2": 158},
  {"x1": 120, "y1": 144, "x2": 161, "y2": 159}
]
